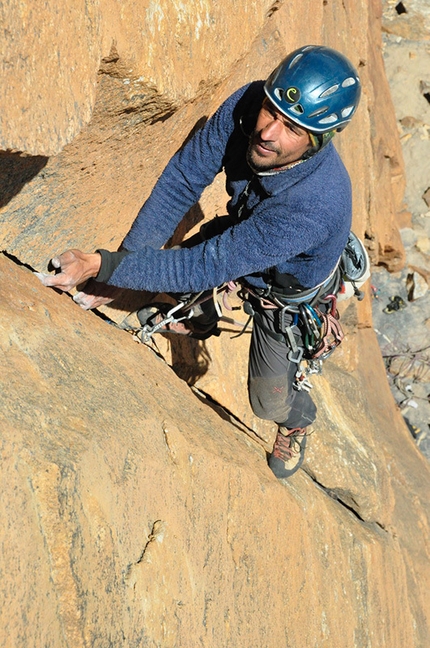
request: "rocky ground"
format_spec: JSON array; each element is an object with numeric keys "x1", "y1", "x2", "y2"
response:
[{"x1": 374, "y1": 1, "x2": 430, "y2": 459}]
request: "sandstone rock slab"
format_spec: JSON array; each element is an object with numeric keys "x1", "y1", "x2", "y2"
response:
[{"x1": 1, "y1": 255, "x2": 430, "y2": 647}]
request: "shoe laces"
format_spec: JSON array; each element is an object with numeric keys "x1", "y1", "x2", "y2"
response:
[{"x1": 272, "y1": 427, "x2": 307, "y2": 461}]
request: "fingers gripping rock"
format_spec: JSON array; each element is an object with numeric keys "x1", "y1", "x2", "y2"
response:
[
  {"x1": 51, "y1": 257, "x2": 62, "y2": 269},
  {"x1": 34, "y1": 272, "x2": 54, "y2": 287},
  {"x1": 33, "y1": 250, "x2": 102, "y2": 293}
]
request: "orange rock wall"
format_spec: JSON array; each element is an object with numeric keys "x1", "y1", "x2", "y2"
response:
[
  {"x1": 1, "y1": 1, "x2": 429, "y2": 646},
  {"x1": 1, "y1": 0, "x2": 405, "y2": 271},
  {"x1": 1, "y1": 256, "x2": 430, "y2": 647}
]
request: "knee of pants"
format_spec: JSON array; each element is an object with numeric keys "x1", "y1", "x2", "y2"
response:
[
  {"x1": 248, "y1": 375, "x2": 317, "y2": 425},
  {"x1": 248, "y1": 375, "x2": 295, "y2": 422}
]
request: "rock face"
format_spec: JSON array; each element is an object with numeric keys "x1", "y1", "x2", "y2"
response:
[
  {"x1": 0, "y1": 0, "x2": 102, "y2": 156},
  {"x1": 372, "y1": 1, "x2": 430, "y2": 458},
  {"x1": 1, "y1": 255, "x2": 430, "y2": 647},
  {"x1": 0, "y1": 0, "x2": 405, "y2": 272},
  {"x1": 1, "y1": 0, "x2": 430, "y2": 645}
]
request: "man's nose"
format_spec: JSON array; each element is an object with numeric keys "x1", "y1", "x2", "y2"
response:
[{"x1": 260, "y1": 118, "x2": 283, "y2": 139}]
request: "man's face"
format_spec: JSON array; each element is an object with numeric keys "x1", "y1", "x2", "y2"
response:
[{"x1": 247, "y1": 97, "x2": 312, "y2": 172}]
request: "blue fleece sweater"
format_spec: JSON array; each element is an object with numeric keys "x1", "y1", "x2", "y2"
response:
[{"x1": 103, "y1": 82, "x2": 352, "y2": 293}]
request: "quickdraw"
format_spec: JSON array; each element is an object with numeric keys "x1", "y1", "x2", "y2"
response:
[
  {"x1": 310, "y1": 310, "x2": 344, "y2": 359},
  {"x1": 139, "y1": 300, "x2": 193, "y2": 343},
  {"x1": 133, "y1": 283, "x2": 247, "y2": 343}
]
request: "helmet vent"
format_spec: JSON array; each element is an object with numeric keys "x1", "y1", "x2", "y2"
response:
[
  {"x1": 309, "y1": 106, "x2": 329, "y2": 118},
  {"x1": 291, "y1": 104, "x2": 304, "y2": 114},
  {"x1": 320, "y1": 84, "x2": 339, "y2": 98},
  {"x1": 274, "y1": 88, "x2": 283, "y2": 100},
  {"x1": 288, "y1": 53, "x2": 303, "y2": 69},
  {"x1": 342, "y1": 77, "x2": 356, "y2": 88},
  {"x1": 341, "y1": 106, "x2": 354, "y2": 118},
  {"x1": 318, "y1": 114, "x2": 338, "y2": 125}
]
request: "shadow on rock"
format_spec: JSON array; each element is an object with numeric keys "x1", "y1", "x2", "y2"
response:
[{"x1": 0, "y1": 151, "x2": 48, "y2": 208}]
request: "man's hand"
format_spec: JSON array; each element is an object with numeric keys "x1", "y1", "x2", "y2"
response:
[
  {"x1": 73, "y1": 280, "x2": 124, "y2": 310},
  {"x1": 35, "y1": 249, "x2": 102, "y2": 292}
]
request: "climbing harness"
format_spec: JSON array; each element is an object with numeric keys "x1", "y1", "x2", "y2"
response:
[
  {"x1": 238, "y1": 230, "x2": 369, "y2": 391},
  {"x1": 241, "y1": 278, "x2": 345, "y2": 392}
]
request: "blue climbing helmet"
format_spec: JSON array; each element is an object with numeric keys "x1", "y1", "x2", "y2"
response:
[{"x1": 264, "y1": 45, "x2": 361, "y2": 134}]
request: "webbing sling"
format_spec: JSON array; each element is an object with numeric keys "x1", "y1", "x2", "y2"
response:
[{"x1": 243, "y1": 264, "x2": 344, "y2": 362}]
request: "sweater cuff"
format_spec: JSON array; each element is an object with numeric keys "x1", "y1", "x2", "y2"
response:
[{"x1": 95, "y1": 249, "x2": 130, "y2": 283}]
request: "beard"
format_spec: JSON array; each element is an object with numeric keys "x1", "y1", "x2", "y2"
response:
[{"x1": 246, "y1": 137, "x2": 281, "y2": 173}]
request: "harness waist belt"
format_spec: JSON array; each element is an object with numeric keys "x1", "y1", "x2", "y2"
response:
[{"x1": 247, "y1": 262, "x2": 341, "y2": 306}]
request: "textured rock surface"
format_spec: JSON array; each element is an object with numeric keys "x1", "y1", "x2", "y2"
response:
[
  {"x1": 1, "y1": 255, "x2": 430, "y2": 647},
  {"x1": 371, "y1": 1, "x2": 430, "y2": 458},
  {"x1": 382, "y1": 0, "x2": 430, "y2": 40},
  {"x1": 0, "y1": 0, "x2": 405, "y2": 272},
  {"x1": 0, "y1": 0, "x2": 102, "y2": 156},
  {"x1": 1, "y1": 0, "x2": 430, "y2": 645}
]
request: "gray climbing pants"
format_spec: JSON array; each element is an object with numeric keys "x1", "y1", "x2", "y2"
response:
[{"x1": 248, "y1": 305, "x2": 317, "y2": 429}]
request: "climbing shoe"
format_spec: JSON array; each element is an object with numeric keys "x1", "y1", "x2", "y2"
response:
[{"x1": 268, "y1": 426, "x2": 308, "y2": 479}]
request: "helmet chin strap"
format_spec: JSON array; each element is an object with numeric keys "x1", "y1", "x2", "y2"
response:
[{"x1": 304, "y1": 130, "x2": 336, "y2": 159}]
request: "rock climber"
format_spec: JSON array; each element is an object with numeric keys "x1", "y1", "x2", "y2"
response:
[{"x1": 37, "y1": 45, "x2": 362, "y2": 479}]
